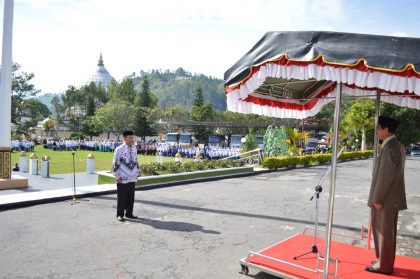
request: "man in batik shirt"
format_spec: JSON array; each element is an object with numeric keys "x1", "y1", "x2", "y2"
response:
[{"x1": 112, "y1": 130, "x2": 139, "y2": 222}]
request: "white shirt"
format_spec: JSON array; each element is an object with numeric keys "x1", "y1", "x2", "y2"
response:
[{"x1": 112, "y1": 143, "x2": 139, "y2": 183}]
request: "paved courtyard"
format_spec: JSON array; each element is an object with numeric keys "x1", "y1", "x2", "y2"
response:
[{"x1": 1, "y1": 157, "x2": 419, "y2": 279}]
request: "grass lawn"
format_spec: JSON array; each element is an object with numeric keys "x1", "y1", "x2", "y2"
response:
[{"x1": 11, "y1": 145, "x2": 177, "y2": 175}]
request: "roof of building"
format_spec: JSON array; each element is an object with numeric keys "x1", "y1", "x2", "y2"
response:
[{"x1": 86, "y1": 53, "x2": 114, "y2": 89}]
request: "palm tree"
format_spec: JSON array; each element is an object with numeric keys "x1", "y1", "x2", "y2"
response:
[
  {"x1": 51, "y1": 96, "x2": 63, "y2": 129},
  {"x1": 341, "y1": 100, "x2": 375, "y2": 150}
]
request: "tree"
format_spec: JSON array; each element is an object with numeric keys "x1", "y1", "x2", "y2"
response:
[
  {"x1": 341, "y1": 99, "x2": 376, "y2": 150},
  {"x1": 191, "y1": 85, "x2": 213, "y2": 122},
  {"x1": 108, "y1": 75, "x2": 137, "y2": 103},
  {"x1": 51, "y1": 96, "x2": 64, "y2": 128},
  {"x1": 80, "y1": 95, "x2": 101, "y2": 140},
  {"x1": 81, "y1": 116, "x2": 103, "y2": 140},
  {"x1": 193, "y1": 85, "x2": 204, "y2": 107},
  {"x1": 134, "y1": 107, "x2": 155, "y2": 142},
  {"x1": 62, "y1": 82, "x2": 108, "y2": 134},
  {"x1": 133, "y1": 75, "x2": 157, "y2": 141},
  {"x1": 241, "y1": 130, "x2": 258, "y2": 152},
  {"x1": 192, "y1": 103, "x2": 213, "y2": 122},
  {"x1": 20, "y1": 98, "x2": 50, "y2": 119},
  {"x1": 155, "y1": 105, "x2": 190, "y2": 122},
  {"x1": 284, "y1": 127, "x2": 307, "y2": 154},
  {"x1": 94, "y1": 100, "x2": 136, "y2": 139},
  {"x1": 382, "y1": 103, "x2": 420, "y2": 146},
  {"x1": 10, "y1": 63, "x2": 40, "y2": 123},
  {"x1": 62, "y1": 85, "x2": 82, "y2": 110},
  {"x1": 138, "y1": 75, "x2": 153, "y2": 108},
  {"x1": 311, "y1": 99, "x2": 355, "y2": 131},
  {"x1": 86, "y1": 95, "x2": 95, "y2": 117},
  {"x1": 82, "y1": 81, "x2": 107, "y2": 104},
  {"x1": 15, "y1": 98, "x2": 50, "y2": 138},
  {"x1": 191, "y1": 85, "x2": 214, "y2": 142}
]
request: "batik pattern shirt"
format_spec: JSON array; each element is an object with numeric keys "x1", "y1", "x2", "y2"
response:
[{"x1": 112, "y1": 143, "x2": 139, "y2": 183}]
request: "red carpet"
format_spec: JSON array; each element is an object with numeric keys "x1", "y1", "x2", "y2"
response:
[{"x1": 246, "y1": 233, "x2": 420, "y2": 278}]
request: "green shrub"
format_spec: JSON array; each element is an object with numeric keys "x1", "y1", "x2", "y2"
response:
[
  {"x1": 139, "y1": 156, "x2": 255, "y2": 176},
  {"x1": 263, "y1": 150, "x2": 373, "y2": 170},
  {"x1": 140, "y1": 162, "x2": 160, "y2": 176},
  {"x1": 182, "y1": 161, "x2": 195, "y2": 172}
]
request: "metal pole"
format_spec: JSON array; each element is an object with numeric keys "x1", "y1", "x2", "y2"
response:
[
  {"x1": 72, "y1": 151, "x2": 76, "y2": 200},
  {"x1": 323, "y1": 83, "x2": 342, "y2": 278},
  {"x1": 0, "y1": 0, "x2": 14, "y2": 180},
  {"x1": 368, "y1": 90, "x2": 381, "y2": 249},
  {"x1": 0, "y1": 0, "x2": 13, "y2": 147},
  {"x1": 373, "y1": 91, "x2": 381, "y2": 167}
]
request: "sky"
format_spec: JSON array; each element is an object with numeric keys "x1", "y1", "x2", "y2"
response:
[{"x1": 1, "y1": 0, "x2": 420, "y2": 94}]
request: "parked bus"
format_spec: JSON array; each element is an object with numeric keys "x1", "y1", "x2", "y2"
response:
[
  {"x1": 208, "y1": 134, "x2": 226, "y2": 147},
  {"x1": 230, "y1": 134, "x2": 244, "y2": 148},
  {"x1": 166, "y1": 133, "x2": 180, "y2": 146},
  {"x1": 179, "y1": 133, "x2": 192, "y2": 146}
]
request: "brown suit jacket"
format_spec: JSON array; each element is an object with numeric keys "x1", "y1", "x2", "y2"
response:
[{"x1": 368, "y1": 137, "x2": 407, "y2": 211}]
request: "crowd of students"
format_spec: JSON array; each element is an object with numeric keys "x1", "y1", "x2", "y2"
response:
[
  {"x1": 11, "y1": 139, "x2": 241, "y2": 160},
  {"x1": 11, "y1": 140, "x2": 35, "y2": 152}
]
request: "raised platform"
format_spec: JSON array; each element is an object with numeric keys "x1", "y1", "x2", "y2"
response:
[
  {"x1": 240, "y1": 233, "x2": 420, "y2": 278},
  {"x1": 0, "y1": 175, "x2": 28, "y2": 190}
]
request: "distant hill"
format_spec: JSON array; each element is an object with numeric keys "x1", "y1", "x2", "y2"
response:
[
  {"x1": 35, "y1": 68, "x2": 228, "y2": 112},
  {"x1": 133, "y1": 68, "x2": 227, "y2": 111},
  {"x1": 36, "y1": 93, "x2": 62, "y2": 116}
]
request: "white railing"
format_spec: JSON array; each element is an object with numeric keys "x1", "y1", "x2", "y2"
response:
[{"x1": 218, "y1": 148, "x2": 262, "y2": 166}]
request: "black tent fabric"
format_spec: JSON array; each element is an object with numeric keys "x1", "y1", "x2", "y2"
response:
[
  {"x1": 225, "y1": 31, "x2": 420, "y2": 87},
  {"x1": 224, "y1": 31, "x2": 420, "y2": 119}
]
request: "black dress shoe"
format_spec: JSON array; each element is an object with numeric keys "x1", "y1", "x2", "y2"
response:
[
  {"x1": 117, "y1": 216, "x2": 124, "y2": 222},
  {"x1": 125, "y1": 214, "x2": 137, "y2": 219},
  {"x1": 364, "y1": 266, "x2": 392, "y2": 274}
]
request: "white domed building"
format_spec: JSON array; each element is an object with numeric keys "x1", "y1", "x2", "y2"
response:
[{"x1": 86, "y1": 53, "x2": 114, "y2": 90}]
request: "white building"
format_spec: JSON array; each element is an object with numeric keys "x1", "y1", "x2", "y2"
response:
[{"x1": 85, "y1": 53, "x2": 114, "y2": 90}]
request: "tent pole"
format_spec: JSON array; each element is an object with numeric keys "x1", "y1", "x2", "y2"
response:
[
  {"x1": 323, "y1": 83, "x2": 342, "y2": 278},
  {"x1": 367, "y1": 90, "x2": 381, "y2": 249},
  {"x1": 373, "y1": 90, "x2": 381, "y2": 167}
]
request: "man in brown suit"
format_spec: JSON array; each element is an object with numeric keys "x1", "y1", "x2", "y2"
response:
[{"x1": 365, "y1": 116, "x2": 407, "y2": 275}]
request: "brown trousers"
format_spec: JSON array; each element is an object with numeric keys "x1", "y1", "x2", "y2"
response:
[{"x1": 371, "y1": 207, "x2": 398, "y2": 273}]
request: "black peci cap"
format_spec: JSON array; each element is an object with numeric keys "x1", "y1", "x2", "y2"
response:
[
  {"x1": 378, "y1": 116, "x2": 399, "y2": 133},
  {"x1": 122, "y1": 130, "x2": 134, "y2": 137}
]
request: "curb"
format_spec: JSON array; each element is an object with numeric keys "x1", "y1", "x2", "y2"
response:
[
  {"x1": 0, "y1": 169, "x2": 271, "y2": 211},
  {"x1": 0, "y1": 158, "x2": 371, "y2": 211}
]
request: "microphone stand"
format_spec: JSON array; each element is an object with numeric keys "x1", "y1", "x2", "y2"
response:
[
  {"x1": 294, "y1": 143, "x2": 346, "y2": 260},
  {"x1": 68, "y1": 144, "x2": 88, "y2": 205}
]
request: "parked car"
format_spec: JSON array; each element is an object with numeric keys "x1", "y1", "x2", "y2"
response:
[
  {"x1": 410, "y1": 146, "x2": 420, "y2": 156},
  {"x1": 303, "y1": 140, "x2": 318, "y2": 154}
]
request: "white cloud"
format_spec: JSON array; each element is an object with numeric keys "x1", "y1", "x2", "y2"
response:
[{"x1": 390, "y1": 31, "x2": 409, "y2": 37}]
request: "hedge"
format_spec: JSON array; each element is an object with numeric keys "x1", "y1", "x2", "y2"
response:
[
  {"x1": 139, "y1": 159, "x2": 247, "y2": 176},
  {"x1": 263, "y1": 150, "x2": 374, "y2": 170}
]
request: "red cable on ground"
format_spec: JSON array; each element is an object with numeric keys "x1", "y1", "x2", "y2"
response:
[{"x1": 72, "y1": 204, "x2": 123, "y2": 279}]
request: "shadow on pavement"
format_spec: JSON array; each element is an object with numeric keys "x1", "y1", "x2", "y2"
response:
[
  {"x1": 126, "y1": 217, "x2": 220, "y2": 234},
  {"x1": 94, "y1": 195, "x2": 420, "y2": 240},
  {"x1": 17, "y1": 188, "x2": 42, "y2": 193}
]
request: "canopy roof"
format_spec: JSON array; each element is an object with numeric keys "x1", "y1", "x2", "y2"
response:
[{"x1": 225, "y1": 31, "x2": 420, "y2": 119}]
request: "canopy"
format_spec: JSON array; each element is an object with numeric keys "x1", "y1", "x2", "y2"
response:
[
  {"x1": 225, "y1": 31, "x2": 420, "y2": 119},
  {"x1": 224, "y1": 31, "x2": 420, "y2": 279}
]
